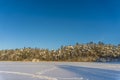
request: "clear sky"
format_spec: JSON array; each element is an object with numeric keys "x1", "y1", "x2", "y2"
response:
[{"x1": 0, "y1": 0, "x2": 120, "y2": 49}]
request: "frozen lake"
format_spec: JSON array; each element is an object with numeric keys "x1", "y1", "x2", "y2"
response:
[{"x1": 0, "y1": 62, "x2": 120, "y2": 80}]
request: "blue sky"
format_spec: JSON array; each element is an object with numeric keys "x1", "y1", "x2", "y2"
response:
[{"x1": 0, "y1": 0, "x2": 120, "y2": 49}]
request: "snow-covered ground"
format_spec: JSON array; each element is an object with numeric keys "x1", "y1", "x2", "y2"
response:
[{"x1": 0, "y1": 62, "x2": 120, "y2": 80}]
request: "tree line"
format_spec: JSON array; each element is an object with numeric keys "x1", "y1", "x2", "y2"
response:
[{"x1": 0, "y1": 42, "x2": 120, "y2": 62}]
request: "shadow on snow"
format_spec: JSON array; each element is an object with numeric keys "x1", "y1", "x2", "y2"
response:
[{"x1": 58, "y1": 65, "x2": 120, "y2": 80}]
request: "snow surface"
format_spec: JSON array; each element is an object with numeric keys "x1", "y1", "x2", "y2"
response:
[{"x1": 0, "y1": 62, "x2": 119, "y2": 80}]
